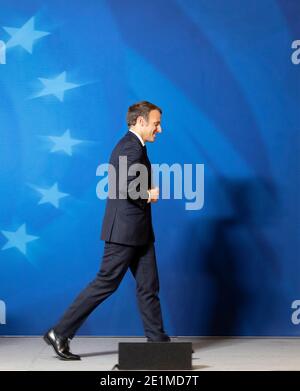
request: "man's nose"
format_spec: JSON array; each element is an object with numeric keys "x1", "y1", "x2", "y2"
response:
[{"x1": 157, "y1": 125, "x2": 162, "y2": 133}]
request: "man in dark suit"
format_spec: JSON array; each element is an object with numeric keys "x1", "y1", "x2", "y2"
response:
[{"x1": 44, "y1": 101, "x2": 170, "y2": 360}]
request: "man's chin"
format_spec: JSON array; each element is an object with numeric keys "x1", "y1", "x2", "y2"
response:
[{"x1": 146, "y1": 135, "x2": 156, "y2": 142}]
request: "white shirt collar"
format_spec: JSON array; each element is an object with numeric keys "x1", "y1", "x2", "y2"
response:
[{"x1": 129, "y1": 129, "x2": 145, "y2": 146}]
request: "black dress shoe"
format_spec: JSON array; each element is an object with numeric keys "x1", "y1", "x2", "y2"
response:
[{"x1": 44, "y1": 328, "x2": 81, "y2": 360}]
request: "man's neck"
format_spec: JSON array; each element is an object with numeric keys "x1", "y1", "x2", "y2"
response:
[{"x1": 129, "y1": 128, "x2": 145, "y2": 146}]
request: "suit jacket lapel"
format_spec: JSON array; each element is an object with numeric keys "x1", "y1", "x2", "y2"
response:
[{"x1": 127, "y1": 131, "x2": 152, "y2": 188}]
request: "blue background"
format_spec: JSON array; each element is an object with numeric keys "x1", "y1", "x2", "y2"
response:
[{"x1": 0, "y1": 0, "x2": 299, "y2": 336}]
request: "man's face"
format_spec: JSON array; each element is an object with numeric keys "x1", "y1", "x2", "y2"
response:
[{"x1": 140, "y1": 109, "x2": 162, "y2": 143}]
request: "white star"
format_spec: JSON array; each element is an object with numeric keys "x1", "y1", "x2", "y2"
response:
[
  {"x1": 34, "y1": 71, "x2": 80, "y2": 101},
  {"x1": 3, "y1": 16, "x2": 49, "y2": 54},
  {"x1": 35, "y1": 183, "x2": 69, "y2": 208},
  {"x1": 1, "y1": 224, "x2": 38, "y2": 255},
  {"x1": 48, "y1": 129, "x2": 83, "y2": 156}
]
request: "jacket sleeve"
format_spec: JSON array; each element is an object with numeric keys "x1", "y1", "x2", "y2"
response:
[{"x1": 119, "y1": 142, "x2": 150, "y2": 210}]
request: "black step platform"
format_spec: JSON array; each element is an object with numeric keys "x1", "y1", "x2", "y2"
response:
[{"x1": 118, "y1": 342, "x2": 192, "y2": 370}]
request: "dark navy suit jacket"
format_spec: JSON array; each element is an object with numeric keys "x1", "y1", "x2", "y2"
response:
[{"x1": 101, "y1": 131, "x2": 155, "y2": 246}]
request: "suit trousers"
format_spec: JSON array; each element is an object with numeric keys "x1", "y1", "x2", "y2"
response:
[{"x1": 54, "y1": 241, "x2": 169, "y2": 341}]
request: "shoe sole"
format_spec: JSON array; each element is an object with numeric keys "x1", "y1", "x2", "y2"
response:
[{"x1": 43, "y1": 334, "x2": 81, "y2": 361}]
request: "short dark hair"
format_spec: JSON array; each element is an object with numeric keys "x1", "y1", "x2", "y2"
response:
[{"x1": 126, "y1": 101, "x2": 162, "y2": 127}]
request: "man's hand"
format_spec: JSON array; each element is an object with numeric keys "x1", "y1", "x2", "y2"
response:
[{"x1": 147, "y1": 187, "x2": 159, "y2": 203}]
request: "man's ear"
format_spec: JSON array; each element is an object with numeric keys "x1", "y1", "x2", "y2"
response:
[{"x1": 137, "y1": 115, "x2": 145, "y2": 127}]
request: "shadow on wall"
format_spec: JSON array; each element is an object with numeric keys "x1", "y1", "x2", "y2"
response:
[{"x1": 173, "y1": 177, "x2": 281, "y2": 336}]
